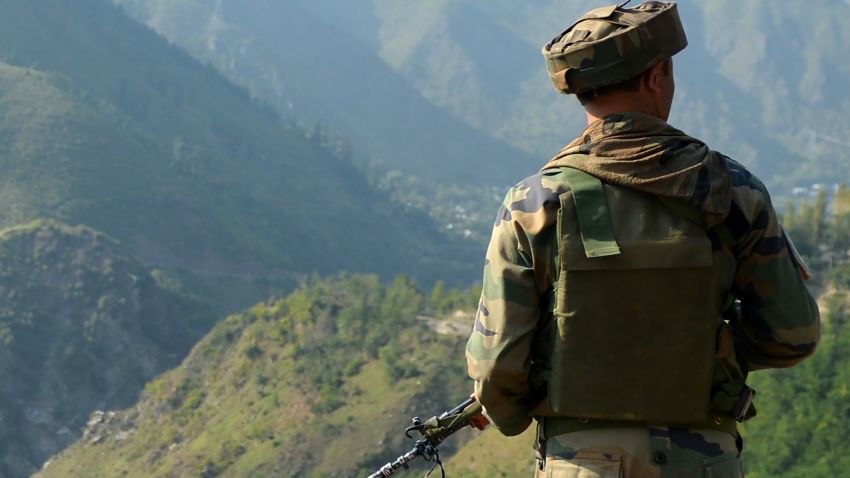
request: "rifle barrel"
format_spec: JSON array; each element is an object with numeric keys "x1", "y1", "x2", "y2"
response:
[{"x1": 367, "y1": 442, "x2": 425, "y2": 478}]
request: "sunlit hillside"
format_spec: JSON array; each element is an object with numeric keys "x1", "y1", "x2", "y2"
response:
[{"x1": 37, "y1": 275, "x2": 479, "y2": 478}]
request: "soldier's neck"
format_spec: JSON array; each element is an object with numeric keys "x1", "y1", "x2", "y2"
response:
[{"x1": 584, "y1": 93, "x2": 665, "y2": 125}]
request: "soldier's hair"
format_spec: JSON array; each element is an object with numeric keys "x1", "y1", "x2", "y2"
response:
[{"x1": 576, "y1": 59, "x2": 671, "y2": 105}]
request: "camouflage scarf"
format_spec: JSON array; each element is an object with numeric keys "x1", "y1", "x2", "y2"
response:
[{"x1": 543, "y1": 112, "x2": 732, "y2": 226}]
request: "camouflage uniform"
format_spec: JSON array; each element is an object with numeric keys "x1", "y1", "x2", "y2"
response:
[{"x1": 466, "y1": 3, "x2": 820, "y2": 477}]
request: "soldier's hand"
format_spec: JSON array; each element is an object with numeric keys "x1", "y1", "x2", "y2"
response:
[
  {"x1": 468, "y1": 394, "x2": 489, "y2": 430},
  {"x1": 469, "y1": 411, "x2": 489, "y2": 430}
]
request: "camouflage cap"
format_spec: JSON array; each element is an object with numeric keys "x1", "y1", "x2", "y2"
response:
[{"x1": 542, "y1": 1, "x2": 687, "y2": 95}]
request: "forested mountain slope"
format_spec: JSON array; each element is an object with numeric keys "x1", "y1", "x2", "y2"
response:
[
  {"x1": 112, "y1": 0, "x2": 534, "y2": 186},
  {"x1": 0, "y1": 221, "x2": 209, "y2": 478},
  {"x1": 0, "y1": 1, "x2": 484, "y2": 475},
  {"x1": 0, "y1": 0, "x2": 479, "y2": 298},
  {"x1": 37, "y1": 275, "x2": 478, "y2": 478},
  {"x1": 38, "y1": 268, "x2": 850, "y2": 478}
]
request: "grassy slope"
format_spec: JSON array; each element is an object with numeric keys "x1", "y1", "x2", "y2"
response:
[
  {"x1": 446, "y1": 428, "x2": 536, "y2": 478},
  {"x1": 0, "y1": 220, "x2": 209, "y2": 477},
  {"x1": 38, "y1": 275, "x2": 476, "y2": 478}
]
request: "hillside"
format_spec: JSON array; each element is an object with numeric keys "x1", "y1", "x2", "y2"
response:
[
  {"x1": 0, "y1": 0, "x2": 480, "y2": 305},
  {"x1": 37, "y1": 275, "x2": 478, "y2": 478},
  {"x1": 0, "y1": 1, "x2": 486, "y2": 475},
  {"x1": 112, "y1": 0, "x2": 534, "y2": 186},
  {"x1": 37, "y1": 271, "x2": 849, "y2": 478},
  {"x1": 0, "y1": 220, "x2": 209, "y2": 478},
  {"x1": 297, "y1": 0, "x2": 849, "y2": 190}
]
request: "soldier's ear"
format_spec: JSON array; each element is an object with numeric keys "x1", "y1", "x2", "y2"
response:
[{"x1": 644, "y1": 61, "x2": 669, "y2": 95}]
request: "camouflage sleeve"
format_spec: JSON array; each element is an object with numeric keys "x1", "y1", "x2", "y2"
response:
[
  {"x1": 725, "y1": 161, "x2": 820, "y2": 370},
  {"x1": 466, "y1": 172, "x2": 562, "y2": 436}
]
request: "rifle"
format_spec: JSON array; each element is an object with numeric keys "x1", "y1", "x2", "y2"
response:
[{"x1": 367, "y1": 396, "x2": 489, "y2": 478}]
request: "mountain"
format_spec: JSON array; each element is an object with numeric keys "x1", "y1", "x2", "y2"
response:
[
  {"x1": 0, "y1": 220, "x2": 209, "y2": 478},
  {"x1": 296, "y1": 0, "x2": 850, "y2": 190},
  {"x1": 107, "y1": 0, "x2": 850, "y2": 249},
  {"x1": 0, "y1": 1, "x2": 486, "y2": 475},
  {"x1": 36, "y1": 274, "x2": 477, "y2": 478},
  {"x1": 0, "y1": 0, "x2": 480, "y2": 301},
  {"x1": 111, "y1": 0, "x2": 535, "y2": 186}
]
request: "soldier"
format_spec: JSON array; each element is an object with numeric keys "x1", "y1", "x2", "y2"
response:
[{"x1": 466, "y1": 2, "x2": 820, "y2": 477}]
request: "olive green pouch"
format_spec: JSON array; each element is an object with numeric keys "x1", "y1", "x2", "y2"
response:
[{"x1": 549, "y1": 168, "x2": 718, "y2": 423}]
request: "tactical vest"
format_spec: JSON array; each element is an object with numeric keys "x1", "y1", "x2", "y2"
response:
[{"x1": 547, "y1": 166, "x2": 722, "y2": 424}]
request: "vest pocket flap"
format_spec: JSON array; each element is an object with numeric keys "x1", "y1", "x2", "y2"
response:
[{"x1": 564, "y1": 237, "x2": 713, "y2": 270}]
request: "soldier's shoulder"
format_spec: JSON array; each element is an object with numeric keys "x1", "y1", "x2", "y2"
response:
[
  {"x1": 720, "y1": 155, "x2": 774, "y2": 213},
  {"x1": 492, "y1": 169, "x2": 572, "y2": 233},
  {"x1": 501, "y1": 169, "x2": 572, "y2": 214},
  {"x1": 715, "y1": 155, "x2": 778, "y2": 240},
  {"x1": 723, "y1": 156, "x2": 770, "y2": 198}
]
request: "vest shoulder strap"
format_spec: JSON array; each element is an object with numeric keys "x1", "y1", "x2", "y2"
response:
[{"x1": 562, "y1": 167, "x2": 621, "y2": 258}]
